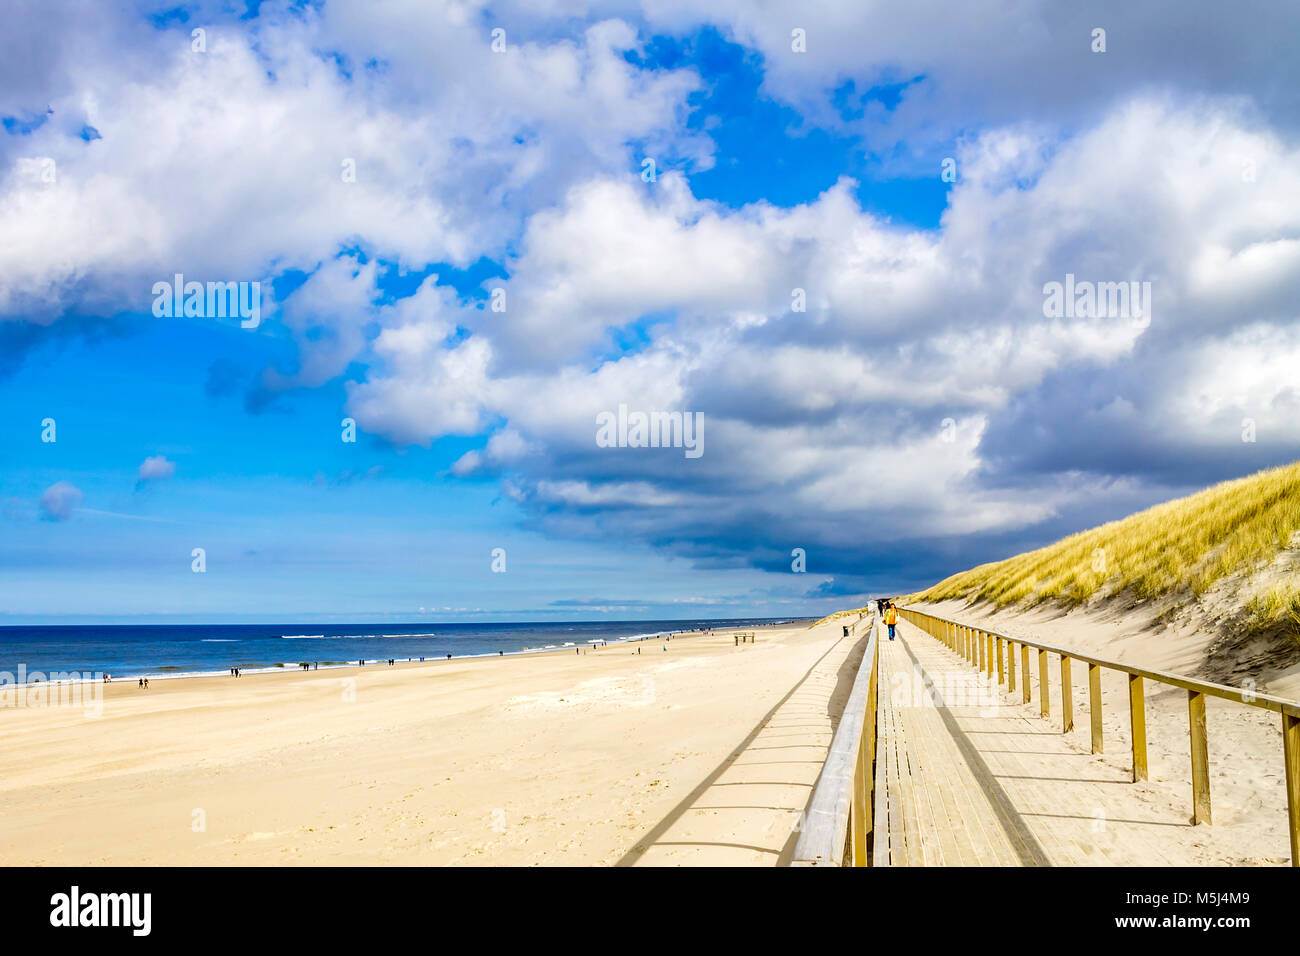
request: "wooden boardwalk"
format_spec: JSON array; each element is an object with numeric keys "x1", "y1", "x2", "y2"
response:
[{"x1": 872, "y1": 619, "x2": 1228, "y2": 866}]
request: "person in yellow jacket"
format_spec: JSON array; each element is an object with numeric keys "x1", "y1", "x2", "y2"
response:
[{"x1": 884, "y1": 603, "x2": 898, "y2": 641}]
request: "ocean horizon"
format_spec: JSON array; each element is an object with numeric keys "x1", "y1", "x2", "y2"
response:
[{"x1": 0, "y1": 617, "x2": 809, "y2": 682}]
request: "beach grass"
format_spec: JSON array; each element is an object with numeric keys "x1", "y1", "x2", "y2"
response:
[{"x1": 907, "y1": 460, "x2": 1300, "y2": 633}]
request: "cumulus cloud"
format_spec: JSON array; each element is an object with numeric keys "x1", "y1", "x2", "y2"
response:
[
  {"x1": 342, "y1": 95, "x2": 1300, "y2": 580},
  {"x1": 5, "y1": 2, "x2": 1299, "y2": 591},
  {"x1": 38, "y1": 481, "x2": 82, "y2": 521},
  {"x1": 639, "y1": 1, "x2": 1300, "y2": 158},
  {"x1": 0, "y1": 3, "x2": 704, "y2": 323},
  {"x1": 137, "y1": 455, "x2": 176, "y2": 482}
]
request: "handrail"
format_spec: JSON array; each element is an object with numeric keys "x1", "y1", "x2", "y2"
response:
[
  {"x1": 899, "y1": 604, "x2": 1300, "y2": 866},
  {"x1": 791, "y1": 614, "x2": 880, "y2": 866}
]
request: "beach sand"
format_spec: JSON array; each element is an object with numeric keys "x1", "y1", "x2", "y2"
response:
[{"x1": 0, "y1": 618, "x2": 868, "y2": 866}]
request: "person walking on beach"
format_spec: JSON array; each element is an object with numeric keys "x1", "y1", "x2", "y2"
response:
[{"x1": 884, "y1": 603, "x2": 898, "y2": 641}]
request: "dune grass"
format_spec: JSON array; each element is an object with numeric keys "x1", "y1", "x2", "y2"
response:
[{"x1": 909, "y1": 461, "x2": 1300, "y2": 630}]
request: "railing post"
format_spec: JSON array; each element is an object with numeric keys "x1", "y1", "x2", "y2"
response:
[
  {"x1": 1129, "y1": 675, "x2": 1148, "y2": 782},
  {"x1": 1007, "y1": 640, "x2": 1016, "y2": 693},
  {"x1": 1021, "y1": 644, "x2": 1031, "y2": 704},
  {"x1": 977, "y1": 630, "x2": 985, "y2": 672},
  {"x1": 1283, "y1": 711, "x2": 1300, "y2": 867},
  {"x1": 997, "y1": 637, "x2": 1005, "y2": 685},
  {"x1": 1038, "y1": 649, "x2": 1050, "y2": 718},
  {"x1": 1088, "y1": 663, "x2": 1103, "y2": 753},
  {"x1": 1060, "y1": 655, "x2": 1073, "y2": 733},
  {"x1": 987, "y1": 633, "x2": 995, "y2": 678},
  {"x1": 1188, "y1": 690, "x2": 1211, "y2": 825}
]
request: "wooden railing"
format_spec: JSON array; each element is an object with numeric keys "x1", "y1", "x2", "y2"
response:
[
  {"x1": 791, "y1": 614, "x2": 880, "y2": 866},
  {"x1": 899, "y1": 605, "x2": 1300, "y2": 866}
]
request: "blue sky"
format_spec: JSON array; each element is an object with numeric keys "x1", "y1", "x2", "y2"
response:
[{"x1": 2, "y1": 2, "x2": 1299, "y2": 622}]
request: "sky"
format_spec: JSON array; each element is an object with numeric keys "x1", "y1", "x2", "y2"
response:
[{"x1": 2, "y1": 1, "x2": 1299, "y2": 623}]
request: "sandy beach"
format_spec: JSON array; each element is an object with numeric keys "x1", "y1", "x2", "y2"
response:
[{"x1": 0, "y1": 617, "x2": 868, "y2": 866}]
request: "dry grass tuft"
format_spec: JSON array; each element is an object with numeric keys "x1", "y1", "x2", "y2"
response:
[{"x1": 909, "y1": 461, "x2": 1300, "y2": 633}]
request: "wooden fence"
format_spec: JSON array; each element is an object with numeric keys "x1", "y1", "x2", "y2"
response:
[{"x1": 899, "y1": 605, "x2": 1300, "y2": 866}]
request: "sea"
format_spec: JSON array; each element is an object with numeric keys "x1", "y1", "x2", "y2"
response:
[{"x1": 0, "y1": 618, "x2": 808, "y2": 682}]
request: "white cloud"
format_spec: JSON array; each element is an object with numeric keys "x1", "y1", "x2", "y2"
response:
[
  {"x1": 39, "y1": 481, "x2": 82, "y2": 521},
  {"x1": 341, "y1": 95, "x2": 1300, "y2": 569},
  {"x1": 6, "y1": 3, "x2": 1300, "y2": 582},
  {"x1": 0, "y1": 5, "x2": 703, "y2": 323},
  {"x1": 138, "y1": 455, "x2": 176, "y2": 481}
]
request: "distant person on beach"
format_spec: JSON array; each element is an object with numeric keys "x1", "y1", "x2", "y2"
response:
[{"x1": 884, "y1": 604, "x2": 898, "y2": 641}]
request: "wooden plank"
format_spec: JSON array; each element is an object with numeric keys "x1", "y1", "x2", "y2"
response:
[
  {"x1": 896, "y1": 707, "x2": 945, "y2": 865},
  {"x1": 1129, "y1": 674, "x2": 1148, "y2": 782},
  {"x1": 1021, "y1": 644, "x2": 1031, "y2": 704},
  {"x1": 908, "y1": 707, "x2": 977, "y2": 865},
  {"x1": 889, "y1": 677, "x2": 928, "y2": 866},
  {"x1": 1187, "y1": 689, "x2": 1212, "y2": 825},
  {"x1": 1089, "y1": 663, "x2": 1103, "y2": 754},
  {"x1": 1038, "y1": 649, "x2": 1050, "y2": 719},
  {"x1": 883, "y1": 677, "x2": 909, "y2": 863},
  {"x1": 902, "y1": 641, "x2": 1023, "y2": 865},
  {"x1": 851, "y1": 722, "x2": 867, "y2": 865},
  {"x1": 1282, "y1": 712, "x2": 1299, "y2": 867},
  {"x1": 872, "y1": 691, "x2": 890, "y2": 867},
  {"x1": 1060, "y1": 655, "x2": 1074, "y2": 733}
]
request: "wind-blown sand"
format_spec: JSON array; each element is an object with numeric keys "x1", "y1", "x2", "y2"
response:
[{"x1": 0, "y1": 618, "x2": 867, "y2": 866}]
